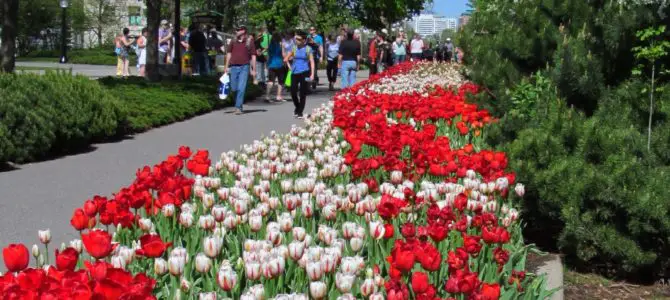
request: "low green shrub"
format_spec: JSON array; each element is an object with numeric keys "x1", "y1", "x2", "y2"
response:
[
  {"x1": 0, "y1": 71, "x2": 125, "y2": 163},
  {"x1": 18, "y1": 47, "x2": 136, "y2": 66},
  {"x1": 485, "y1": 77, "x2": 670, "y2": 280},
  {"x1": 98, "y1": 76, "x2": 262, "y2": 132}
]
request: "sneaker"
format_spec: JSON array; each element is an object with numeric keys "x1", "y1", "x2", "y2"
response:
[
  {"x1": 293, "y1": 114, "x2": 299, "y2": 118},
  {"x1": 329, "y1": 83, "x2": 334, "y2": 91},
  {"x1": 235, "y1": 109, "x2": 244, "y2": 115},
  {"x1": 297, "y1": 115, "x2": 305, "y2": 120},
  {"x1": 264, "y1": 97, "x2": 273, "y2": 103}
]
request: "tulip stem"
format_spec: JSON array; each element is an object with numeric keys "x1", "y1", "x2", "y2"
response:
[{"x1": 44, "y1": 244, "x2": 49, "y2": 266}]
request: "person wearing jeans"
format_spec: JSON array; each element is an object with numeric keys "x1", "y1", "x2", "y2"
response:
[
  {"x1": 224, "y1": 25, "x2": 257, "y2": 115},
  {"x1": 325, "y1": 35, "x2": 339, "y2": 91},
  {"x1": 338, "y1": 30, "x2": 361, "y2": 89},
  {"x1": 284, "y1": 31, "x2": 315, "y2": 119}
]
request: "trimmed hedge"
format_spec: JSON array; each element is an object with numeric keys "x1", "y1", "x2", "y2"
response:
[
  {"x1": 0, "y1": 72, "x2": 125, "y2": 163},
  {"x1": 98, "y1": 76, "x2": 261, "y2": 132},
  {"x1": 18, "y1": 47, "x2": 135, "y2": 66},
  {"x1": 0, "y1": 73, "x2": 262, "y2": 164}
]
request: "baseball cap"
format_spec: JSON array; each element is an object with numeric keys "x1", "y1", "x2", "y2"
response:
[
  {"x1": 237, "y1": 25, "x2": 247, "y2": 31},
  {"x1": 160, "y1": 19, "x2": 168, "y2": 25}
]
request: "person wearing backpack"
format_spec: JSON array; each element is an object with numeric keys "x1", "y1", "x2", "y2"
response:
[
  {"x1": 224, "y1": 25, "x2": 257, "y2": 115},
  {"x1": 284, "y1": 31, "x2": 315, "y2": 120}
]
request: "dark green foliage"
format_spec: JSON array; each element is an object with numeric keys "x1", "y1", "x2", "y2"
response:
[
  {"x1": 484, "y1": 76, "x2": 670, "y2": 279},
  {"x1": 18, "y1": 47, "x2": 135, "y2": 66},
  {"x1": 0, "y1": 71, "x2": 125, "y2": 163},
  {"x1": 461, "y1": 0, "x2": 670, "y2": 279},
  {"x1": 0, "y1": 73, "x2": 262, "y2": 164},
  {"x1": 98, "y1": 76, "x2": 261, "y2": 132}
]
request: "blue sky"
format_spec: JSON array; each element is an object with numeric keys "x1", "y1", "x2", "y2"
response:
[{"x1": 432, "y1": 0, "x2": 469, "y2": 18}]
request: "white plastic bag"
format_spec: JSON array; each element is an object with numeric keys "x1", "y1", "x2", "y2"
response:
[{"x1": 219, "y1": 73, "x2": 231, "y2": 100}]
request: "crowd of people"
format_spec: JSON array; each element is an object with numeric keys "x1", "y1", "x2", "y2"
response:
[{"x1": 112, "y1": 22, "x2": 462, "y2": 118}]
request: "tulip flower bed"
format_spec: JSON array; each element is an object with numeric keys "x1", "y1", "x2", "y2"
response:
[{"x1": 1, "y1": 62, "x2": 553, "y2": 299}]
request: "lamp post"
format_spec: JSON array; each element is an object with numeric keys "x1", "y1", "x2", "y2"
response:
[{"x1": 59, "y1": 0, "x2": 69, "y2": 63}]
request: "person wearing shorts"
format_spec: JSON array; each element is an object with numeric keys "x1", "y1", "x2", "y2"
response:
[{"x1": 266, "y1": 33, "x2": 286, "y2": 102}]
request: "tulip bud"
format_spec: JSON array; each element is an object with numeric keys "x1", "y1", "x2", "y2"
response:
[
  {"x1": 38, "y1": 229, "x2": 51, "y2": 244},
  {"x1": 70, "y1": 239, "x2": 83, "y2": 253},
  {"x1": 211, "y1": 205, "x2": 227, "y2": 222},
  {"x1": 111, "y1": 255, "x2": 126, "y2": 269},
  {"x1": 199, "y1": 292, "x2": 217, "y2": 300},
  {"x1": 38, "y1": 254, "x2": 45, "y2": 266},
  {"x1": 369, "y1": 293, "x2": 385, "y2": 300},
  {"x1": 180, "y1": 277, "x2": 191, "y2": 292},
  {"x1": 179, "y1": 212, "x2": 194, "y2": 228},
  {"x1": 335, "y1": 272, "x2": 355, "y2": 293},
  {"x1": 203, "y1": 236, "x2": 223, "y2": 258},
  {"x1": 32, "y1": 244, "x2": 40, "y2": 258},
  {"x1": 249, "y1": 215, "x2": 263, "y2": 232},
  {"x1": 138, "y1": 218, "x2": 153, "y2": 232},
  {"x1": 390, "y1": 170, "x2": 403, "y2": 184},
  {"x1": 168, "y1": 256, "x2": 186, "y2": 276},
  {"x1": 217, "y1": 266, "x2": 238, "y2": 291},
  {"x1": 154, "y1": 258, "x2": 168, "y2": 275},
  {"x1": 360, "y1": 278, "x2": 377, "y2": 296},
  {"x1": 162, "y1": 204, "x2": 176, "y2": 217},
  {"x1": 202, "y1": 193, "x2": 215, "y2": 210},
  {"x1": 515, "y1": 183, "x2": 525, "y2": 197},
  {"x1": 195, "y1": 253, "x2": 212, "y2": 273},
  {"x1": 369, "y1": 221, "x2": 385, "y2": 240},
  {"x1": 245, "y1": 261, "x2": 261, "y2": 281},
  {"x1": 288, "y1": 241, "x2": 305, "y2": 261},
  {"x1": 349, "y1": 238, "x2": 363, "y2": 252},
  {"x1": 292, "y1": 227, "x2": 306, "y2": 241},
  {"x1": 198, "y1": 215, "x2": 216, "y2": 231},
  {"x1": 310, "y1": 281, "x2": 327, "y2": 299},
  {"x1": 306, "y1": 261, "x2": 323, "y2": 281}
]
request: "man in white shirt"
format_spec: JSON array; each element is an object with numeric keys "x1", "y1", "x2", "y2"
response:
[{"x1": 410, "y1": 34, "x2": 424, "y2": 61}]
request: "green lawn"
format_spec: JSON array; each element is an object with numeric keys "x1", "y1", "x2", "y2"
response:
[
  {"x1": 15, "y1": 65, "x2": 61, "y2": 71},
  {"x1": 18, "y1": 47, "x2": 135, "y2": 66}
]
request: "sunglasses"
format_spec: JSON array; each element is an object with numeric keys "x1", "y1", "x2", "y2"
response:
[{"x1": 295, "y1": 37, "x2": 304, "y2": 41}]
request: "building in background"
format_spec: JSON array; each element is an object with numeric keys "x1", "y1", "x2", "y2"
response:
[
  {"x1": 75, "y1": 0, "x2": 147, "y2": 48},
  {"x1": 408, "y1": 13, "x2": 458, "y2": 38}
]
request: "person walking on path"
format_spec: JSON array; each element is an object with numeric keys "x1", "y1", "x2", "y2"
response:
[
  {"x1": 254, "y1": 27, "x2": 270, "y2": 88},
  {"x1": 114, "y1": 33, "x2": 123, "y2": 76},
  {"x1": 308, "y1": 26, "x2": 324, "y2": 89},
  {"x1": 325, "y1": 34, "x2": 339, "y2": 91},
  {"x1": 189, "y1": 25, "x2": 209, "y2": 75},
  {"x1": 137, "y1": 28, "x2": 148, "y2": 77},
  {"x1": 207, "y1": 29, "x2": 226, "y2": 74},
  {"x1": 410, "y1": 34, "x2": 424, "y2": 61},
  {"x1": 338, "y1": 30, "x2": 361, "y2": 89},
  {"x1": 284, "y1": 31, "x2": 315, "y2": 119},
  {"x1": 158, "y1": 20, "x2": 172, "y2": 64},
  {"x1": 224, "y1": 25, "x2": 257, "y2": 115},
  {"x1": 266, "y1": 33, "x2": 286, "y2": 102}
]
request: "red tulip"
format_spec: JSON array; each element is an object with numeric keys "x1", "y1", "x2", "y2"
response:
[
  {"x1": 70, "y1": 208, "x2": 94, "y2": 231},
  {"x1": 393, "y1": 249, "x2": 414, "y2": 273},
  {"x1": 447, "y1": 247, "x2": 469, "y2": 272},
  {"x1": 383, "y1": 223, "x2": 395, "y2": 239},
  {"x1": 482, "y1": 226, "x2": 511, "y2": 244},
  {"x1": 462, "y1": 234, "x2": 482, "y2": 256},
  {"x1": 3, "y1": 244, "x2": 29, "y2": 272},
  {"x1": 83, "y1": 200, "x2": 98, "y2": 217},
  {"x1": 416, "y1": 242, "x2": 441, "y2": 272},
  {"x1": 55, "y1": 247, "x2": 79, "y2": 271},
  {"x1": 411, "y1": 271, "x2": 429, "y2": 294},
  {"x1": 135, "y1": 234, "x2": 172, "y2": 258},
  {"x1": 493, "y1": 247, "x2": 510, "y2": 267},
  {"x1": 480, "y1": 283, "x2": 501, "y2": 300},
  {"x1": 178, "y1": 146, "x2": 192, "y2": 160},
  {"x1": 400, "y1": 222, "x2": 416, "y2": 239},
  {"x1": 81, "y1": 230, "x2": 115, "y2": 259}
]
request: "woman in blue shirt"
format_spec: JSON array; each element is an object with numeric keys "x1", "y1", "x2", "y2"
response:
[
  {"x1": 266, "y1": 33, "x2": 286, "y2": 102},
  {"x1": 284, "y1": 31, "x2": 315, "y2": 119}
]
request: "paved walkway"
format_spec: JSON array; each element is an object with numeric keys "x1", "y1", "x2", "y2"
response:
[{"x1": 0, "y1": 66, "x2": 369, "y2": 256}]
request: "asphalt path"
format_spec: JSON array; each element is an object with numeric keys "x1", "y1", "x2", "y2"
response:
[{"x1": 1, "y1": 64, "x2": 368, "y2": 265}]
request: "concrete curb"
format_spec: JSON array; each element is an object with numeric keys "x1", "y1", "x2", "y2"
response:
[{"x1": 534, "y1": 254, "x2": 564, "y2": 300}]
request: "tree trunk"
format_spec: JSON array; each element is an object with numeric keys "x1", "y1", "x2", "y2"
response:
[
  {"x1": 145, "y1": 0, "x2": 161, "y2": 81},
  {"x1": 1, "y1": 0, "x2": 19, "y2": 73}
]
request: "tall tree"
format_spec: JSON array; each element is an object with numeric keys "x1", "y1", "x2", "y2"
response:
[
  {"x1": 345, "y1": 0, "x2": 428, "y2": 30},
  {"x1": 84, "y1": 0, "x2": 117, "y2": 47},
  {"x1": 1, "y1": 0, "x2": 19, "y2": 72},
  {"x1": 145, "y1": 0, "x2": 161, "y2": 81}
]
